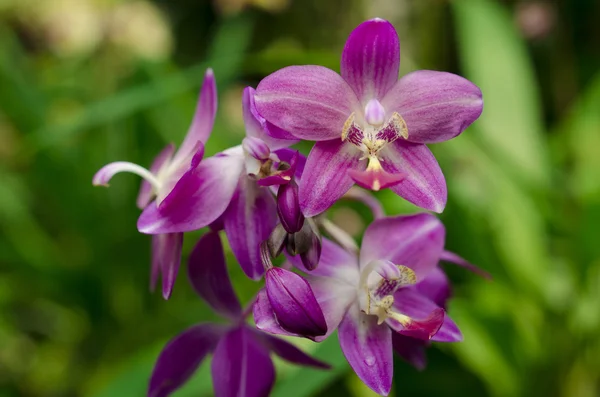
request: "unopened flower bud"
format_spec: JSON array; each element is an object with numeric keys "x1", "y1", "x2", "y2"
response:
[
  {"x1": 287, "y1": 218, "x2": 321, "y2": 270},
  {"x1": 265, "y1": 268, "x2": 327, "y2": 338},
  {"x1": 277, "y1": 180, "x2": 304, "y2": 233},
  {"x1": 300, "y1": 232, "x2": 321, "y2": 271}
]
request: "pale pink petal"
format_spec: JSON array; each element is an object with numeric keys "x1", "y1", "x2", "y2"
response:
[
  {"x1": 360, "y1": 213, "x2": 445, "y2": 281},
  {"x1": 255, "y1": 65, "x2": 360, "y2": 141},
  {"x1": 381, "y1": 70, "x2": 483, "y2": 144},
  {"x1": 379, "y1": 140, "x2": 447, "y2": 213}
]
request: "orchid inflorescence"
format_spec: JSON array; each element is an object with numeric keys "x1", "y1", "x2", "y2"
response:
[{"x1": 93, "y1": 18, "x2": 487, "y2": 397}]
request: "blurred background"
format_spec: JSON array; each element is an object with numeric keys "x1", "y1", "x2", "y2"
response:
[{"x1": 0, "y1": 0, "x2": 599, "y2": 396}]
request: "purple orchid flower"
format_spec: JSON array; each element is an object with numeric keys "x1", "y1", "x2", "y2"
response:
[
  {"x1": 254, "y1": 18, "x2": 483, "y2": 216},
  {"x1": 148, "y1": 231, "x2": 329, "y2": 397},
  {"x1": 93, "y1": 69, "x2": 217, "y2": 299},
  {"x1": 255, "y1": 213, "x2": 471, "y2": 395},
  {"x1": 135, "y1": 86, "x2": 298, "y2": 280}
]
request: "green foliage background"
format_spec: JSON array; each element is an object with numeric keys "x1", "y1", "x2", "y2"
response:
[{"x1": 0, "y1": 0, "x2": 599, "y2": 396}]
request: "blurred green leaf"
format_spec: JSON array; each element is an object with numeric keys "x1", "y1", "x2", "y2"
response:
[{"x1": 452, "y1": 0, "x2": 549, "y2": 187}]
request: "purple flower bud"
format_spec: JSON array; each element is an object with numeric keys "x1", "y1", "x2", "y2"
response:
[
  {"x1": 265, "y1": 268, "x2": 327, "y2": 338},
  {"x1": 300, "y1": 232, "x2": 321, "y2": 271},
  {"x1": 242, "y1": 136, "x2": 271, "y2": 160},
  {"x1": 277, "y1": 181, "x2": 304, "y2": 233}
]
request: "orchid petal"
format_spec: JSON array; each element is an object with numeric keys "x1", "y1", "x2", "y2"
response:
[
  {"x1": 274, "y1": 148, "x2": 307, "y2": 180},
  {"x1": 172, "y1": 69, "x2": 217, "y2": 165},
  {"x1": 391, "y1": 333, "x2": 427, "y2": 370},
  {"x1": 379, "y1": 140, "x2": 447, "y2": 213},
  {"x1": 243, "y1": 86, "x2": 299, "y2": 149},
  {"x1": 93, "y1": 161, "x2": 160, "y2": 194},
  {"x1": 137, "y1": 153, "x2": 242, "y2": 234},
  {"x1": 392, "y1": 288, "x2": 462, "y2": 342},
  {"x1": 305, "y1": 275, "x2": 356, "y2": 341},
  {"x1": 254, "y1": 331, "x2": 330, "y2": 369},
  {"x1": 138, "y1": 144, "x2": 175, "y2": 209},
  {"x1": 338, "y1": 303, "x2": 393, "y2": 396},
  {"x1": 381, "y1": 70, "x2": 483, "y2": 144},
  {"x1": 299, "y1": 140, "x2": 365, "y2": 217},
  {"x1": 188, "y1": 231, "x2": 242, "y2": 320},
  {"x1": 148, "y1": 323, "x2": 224, "y2": 397},
  {"x1": 265, "y1": 268, "x2": 327, "y2": 338},
  {"x1": 224, "y1": 177, "x2": 278, "y2": 280},
  {"x1": 415, "y1": 267, "x2": 451, "y2": 308},
  {"x1": 440, "y1": 250, "x2": 492, "y2": 279},
  {"x1": 151, "y1": 232, "x2": 184, "y2": 300},
  {"x1": 211, "y1": 326, "x2": 275, "y2": 397},
  {"x1": 253, "y1": 289, "x2": 302, "y2": 338},
  {"x1": 255, "y1": 65, "x2": 360, "y2": 141},
  {"x1": 341, "y1": 18, "x2": 400, "y2": 104},
  {"x1": 360, "y1": 213, "x2": 445, "y2": 281},
  {"x1": 385, "y1": 306, "x2": 444, "y2": 341}
]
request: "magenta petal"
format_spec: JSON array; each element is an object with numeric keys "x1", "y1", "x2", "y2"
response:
[
  {"x1": 253, "y1": 289, "x2": 301, "y2": 338},
  {"x1": 440, "y1": 250, "x2": 492, "y2": 279},
  {"x1": 379, "y1": 140, "x2": 447, "y2": 213},
  {"x1": 172, "y1": 69, "x2": 217, "y2": 165},
  {"x1": 274, "y1": 148, "x2": 307, "y2": 180},
  {"x1": 382, "y1": 70, "x2": 483, "y2": 144},
  {"x1": 188, "y1": 231, "x2": 242, "y2": 320},
  {"x1": 255, "y1": 65, "x2": 360, "y2": 141},
  {"x1": 243, "y1": 86, "x2": 298, "y2": 149},
  {"x1": 148, "y1": 323, "x2": 224, "y2": 397},
  {"x1": 265, "y1": 268, "x2": 327, "y2": 338},
  {"x1": 138, "y1": 154, "x2": 243, "y2": 234},
  {"x1": 392, "y1": 288, "x2": 462, "y2": 342},
  {"x1": 151, "y1": 232, "x2": 184, "y2": 300},
  {"x1": 254, "y1": 331, "x2": 330, "y2": 369},
  {"x1": 415, "y1": 267, "x2": 451, "y2": 308},
  {"x1": 341, "y1": 18, "x2": 400, "y2": 104},
  {"x1": 338, "y1": 303, "x2": 393, "y2": 396},
  {"x1": 138, "y1": 144, "x2": 175, "y2": 209},
  {"x1": 299, "y1": 140, "x2": 365, "y2": 217},
  {"x1": 391, "y1": 333, "x2": 427, "y2": 371},
  {"x1": 360, "y1": 213, "x2": 445, "y2": 281},
  {"x1": 211, "y1": 326, "x2": 275, "y2": 397},
  {"x1": 386, "y1": 306, "x2": 444, "y2": 341},
  {"x1": 223, "y1": 177, "x2": 278, "y2": 280}
]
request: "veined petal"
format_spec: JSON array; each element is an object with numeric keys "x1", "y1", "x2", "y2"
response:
[
  {"x1": 341, "y1": 18, "x2": 400, "y2": 104},
  {"x1": 338, "y1": 303, "x2": 393, "y2": 396},
  {"x1": 391, "y1": 333, "x2": 427, "y2": 371},
  {"x1": 381, "y1": 70, "x2": 483, "y2": 144},
  {"x1": 223, "y1": 177, "x2": 278, "y2": 280},
  {"x1": 151, "y1": 232, "x2": 184, "y2": 300},
  {"x1": 253, "y1": 330, "x2": 330, "y2": 369},
  {"x1": 392, "y1": 288, "x2": 462, "y2": 342},
  {"x1": 385, "y1": 306, "x2": 444, "y2": 341},
  {"x1": 275, "y1": 148, "x2": 307, "y2": 180},
  {"x1": 253, "y1": 289, "x2": 302, "y2": 338},
  {"x1": 148, "y1": 323, "x2": 225, "y2": 397},
  {"x1": 172, "y1": 69, "x2": 217, "y2": 165},
  {"x1": 243, "y1": 86, "x2": 298, "y2": 149},
  {"x1": 188, "y1": 231, "x2": 242, "y2": 320},
  {"x1": 360, "y1": 213, "x2": 445, "y2": 281},
  {"x1": 379, "y1": 140, "x2": 447, "y2": 213},
  {"x1": 137, "y1": 153, "x2": 243, "y2": 234},
  {"x1": 415, "y1": 267, "x2": 451, "y2": 308},
  {"x1": 299, "y1": 140, "x2": 365, "y2": 217},
  {"x1": 255, "y1": 65, "x2": 360, "y2": 141},
  {"x1": 138, "y1": 144, "x2": 175, "y2": 209},
  {"x1": 211, "y1": 326, "x2": 275, "y2": 397}
]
